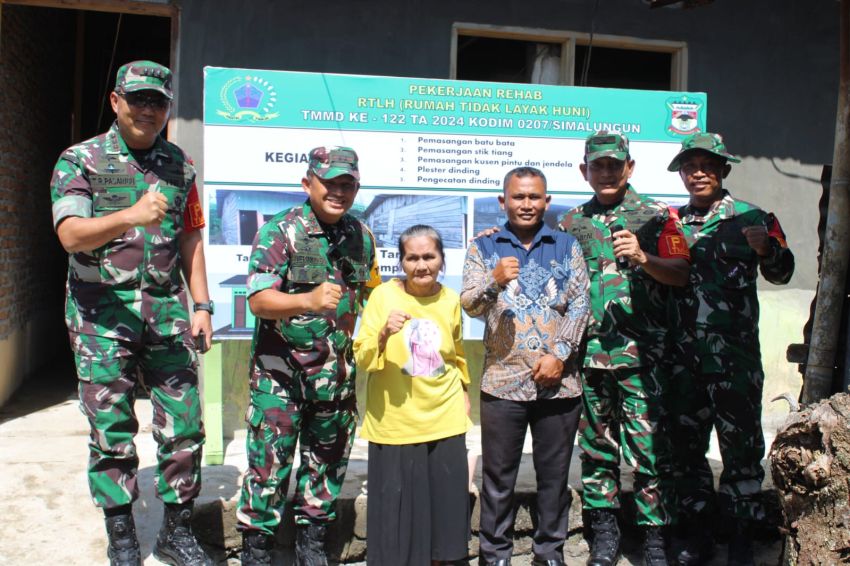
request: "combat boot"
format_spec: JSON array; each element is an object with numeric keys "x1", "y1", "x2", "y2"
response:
[
  {"x1": 674, "y1": 519, "x2": 713, "y2": 566},
  {"x1": 726, "y1": 520, "x2": 754, "y2": 566},
  {"x1": 104, "y1": 512, "x2": 141, "y2": 566},
  {"x1": 152, "y1": 502, "x2": 214, "y2": 566},
  {"x1": 241, "y1": 531, "x2": 274, "y2": 566},
  {"x1": 295, "y1": 523, "x2": 328, "y2": 566},
  {"x1": 586, "y1": 509, "x2": 620, "y2": 566},
  {"x1": 642, "y1": 526, "x2": 668, "y2": 566}
]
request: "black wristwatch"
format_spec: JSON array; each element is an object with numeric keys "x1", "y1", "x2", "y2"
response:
[{"x1": 193, "y1": 301, "x2": 215, "y2": 315}]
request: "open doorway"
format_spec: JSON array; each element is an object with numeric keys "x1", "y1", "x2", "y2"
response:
[
  {"x1": 77, "y1": 9, "x2": 173, "y2": 141},
  {"x1": 0, "y1": 2, "x2": 172, "y2": 409}
]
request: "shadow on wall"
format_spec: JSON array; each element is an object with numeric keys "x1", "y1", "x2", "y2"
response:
[{"x1": 0, "y1": 352, "x2": 76, "y2": 421}]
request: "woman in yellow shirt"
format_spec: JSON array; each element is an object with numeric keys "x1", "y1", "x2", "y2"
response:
[{"x1": 354, "y1": 224, "x2": 472, "y2": 566}]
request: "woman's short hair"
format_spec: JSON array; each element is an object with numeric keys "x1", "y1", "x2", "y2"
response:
[{"x1": 398, "y1": 224, "x2": 445, "y2": 266}]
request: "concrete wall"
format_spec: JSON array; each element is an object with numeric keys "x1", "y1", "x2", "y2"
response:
[
  {"x1": 0, "y1": 5, "x2": 75, "y2": 406},
  {"x1": 171, "y1": 0, "x2": 836, "y2": 409}
]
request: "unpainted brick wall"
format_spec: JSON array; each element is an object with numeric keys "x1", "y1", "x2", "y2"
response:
[{"x1": 0, "y1": 6, "x2": 73, "y2": 341}]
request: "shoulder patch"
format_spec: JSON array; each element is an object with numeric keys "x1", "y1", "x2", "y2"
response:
[{"x1": 665, "y1": 234, "x2": 689, "y2": 257}]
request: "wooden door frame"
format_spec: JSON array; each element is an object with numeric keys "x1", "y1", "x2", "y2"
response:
[{"x1": 0, "y1": 0, "x2": 182, "y2": 139}]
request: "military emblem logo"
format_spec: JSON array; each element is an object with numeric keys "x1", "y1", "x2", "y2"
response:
[
  {"x1": 217, "y1": 75, "x2": 279, "y2": 122},
  {"x1": 666, "y1": 96, "x2": 702, "y2": 136}
]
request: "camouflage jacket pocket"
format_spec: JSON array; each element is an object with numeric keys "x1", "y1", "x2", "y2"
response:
[
  {"x1": 716, "y1": 243, "x2": 756, "y2": 289},
  {"x1": 282, "y1": 315, "x2": 331, "y2": 350},
  {"x1": 159, "y1": 186, "x2": 186, "y2": 215},
  {"x1": 288, "y1": 253, "x2": 329, "y2": 285},
  {"x1": 341, "y1": 261, "x2": 370, "y2": 284},
  {"x1": 92, "y1": 188, "x2": 137, "y2": 216}
]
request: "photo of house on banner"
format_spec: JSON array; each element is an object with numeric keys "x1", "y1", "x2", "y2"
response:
[
  {"x1": 209, "y1": 189, "x2": 306, "y2": 246},
  {"x1": 363, "y1": 193, "x2": 467, "y2": 249}
]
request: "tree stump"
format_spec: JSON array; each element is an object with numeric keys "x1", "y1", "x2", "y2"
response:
[{"x1": 769, "y1": 392, "x2": 850, "y2": 565}]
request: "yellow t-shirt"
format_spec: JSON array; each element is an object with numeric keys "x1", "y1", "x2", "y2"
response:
[{"x1": 354, "y1": 278, "x2": 472, "y2": 445}]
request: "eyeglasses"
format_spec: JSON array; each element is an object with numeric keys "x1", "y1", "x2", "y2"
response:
[
  {"x1": 120, "y1": 91, "x2": 170, "y2": 111},
  {"x1": 680, "y1": 160, "x2": 724, "y2": 176},
  {"x1": 321, "y1": 177, "x2": 359, "y2": 192}
]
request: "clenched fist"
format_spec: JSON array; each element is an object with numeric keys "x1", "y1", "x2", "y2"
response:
[
  {"x1": 378, "y1": 310, "x2": 411, "y2": 352},
  {"x1": 532, "y1": 354, "x2": 564, "y2": 388},
  {"x1": 492, "y1": 257, "x2": 520, "y2": 286},
  {"x1": 128, "y1": 191, "x2": 168, "y2": 227},
  {"x1": 383, "y1": 310, "x2": 411, "y2": 336},
  {"x1": 309, "y1": 282, "x2": 343, "y2": 311},
  {"x1": 742, "y1": 226, "x2": 771, "y2": 256}
]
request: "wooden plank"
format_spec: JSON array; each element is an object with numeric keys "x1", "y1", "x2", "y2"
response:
[
  {"x1": 71, "y1": 10, "x2": 84, "y2": 143},
  {"x1": 1, "y1": 0, "x2": 175, "y2": 18}
]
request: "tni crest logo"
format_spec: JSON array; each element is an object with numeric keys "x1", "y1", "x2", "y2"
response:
[{"x1": 217, "y1": 75, "x2": 279, "y2": 122}]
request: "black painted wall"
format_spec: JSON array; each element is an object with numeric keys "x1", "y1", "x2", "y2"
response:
[{"x1": 175, "y1": 0, "x2": 839, "y2": 164}]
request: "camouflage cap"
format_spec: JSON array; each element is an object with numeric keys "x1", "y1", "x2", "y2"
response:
[
  {"x1": 585, "y1": 130, "x2": 630, "y2": 162},
  {"x1": 308, "y1": 146, "x2": 360, "y2": 180},
  {"x1": 114, "y1": 60, "x2": 173, "y2": 99},
  {"x1": 667, "y1": 131, "x2": 741, "y2": 171}
]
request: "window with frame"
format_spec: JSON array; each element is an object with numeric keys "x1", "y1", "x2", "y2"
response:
[{"x1": 452, "y1": 23, "x2": 687, "y2": 91}]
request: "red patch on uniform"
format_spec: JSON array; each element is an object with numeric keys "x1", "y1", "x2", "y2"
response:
[
  {"x1": 189, "y1": 202, "x2": 204, "y2": 228},
  {"x1": 767, "y1": 217, "x2": 788, "y2": 248},
  {"x1": 665, "y1": 235, "x2": 689, "y2": 257}
]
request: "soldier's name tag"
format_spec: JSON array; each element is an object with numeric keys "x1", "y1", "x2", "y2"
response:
[
  {"x1": 93, "y1": 190, "x2": 136, "y2": 211},
  {"x1": 569, "y1": 222, "x2": 597, "y2": 256},
  {"x1": 289, "y1": 254, "x2": 328, "y2": 284},
  {"x1": 570, "y1": 223, "x2": 595, "y2": 244},
  {"x1": 90, "y1": 174, "x2": 135, "y2": 188}
]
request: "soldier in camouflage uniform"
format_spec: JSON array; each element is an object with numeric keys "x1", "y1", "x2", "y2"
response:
[
  {"x1": 237, "y1": 147, "x2": 381, "y2": 566},
  {"x1": 558, "y1": 132, "x2": 691, "y2": 566},
  {"x1": 50, "y1": 61, "x2": 213, "y2": 566},
  {"x1": 666, "y1": 133, "x2": 794, "y2": 566}
]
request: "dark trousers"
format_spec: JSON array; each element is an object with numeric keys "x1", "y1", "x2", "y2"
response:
[
  {"x1": 479, "y1": 393, "x2": 583, "y2": 562},
  {"x1": 367, "y1": 435, "x2": 470, "y2": 566}
]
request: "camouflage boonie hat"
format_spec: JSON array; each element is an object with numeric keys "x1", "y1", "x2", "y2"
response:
[
  {"x1": 308, "y1": 146, "x2": 360, "y2": 180},
  {"x1": 114, "y1": 60, "x2": 173, "y2": 99},
  {"x1": 585, "y1": 131, "x2": 630, "y2": 162},
  {"x1": 667, "y1": 131, "x2": 741, "y2": 171}
]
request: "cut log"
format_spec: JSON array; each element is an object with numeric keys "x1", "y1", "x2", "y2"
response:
[{"x1": 768, "y1": 392, "x2": 850, "y2": 565}]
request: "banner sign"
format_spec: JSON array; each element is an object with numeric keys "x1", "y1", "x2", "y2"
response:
[{"x1": 202, "y1": 67, "x2": 706, "y2": 338}]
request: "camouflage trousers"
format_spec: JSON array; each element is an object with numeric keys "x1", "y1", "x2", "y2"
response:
[
  {"x1": 71, "y1": 331, "x2": 204, "y2": 510},
  {"x1": 236, "y1": 389, "x2": 357, "y2": 535},
  {"x1": 579, "y1": 367, "x2": 673, "y2": 526},
  {"x1": 668, "y1": 359, "x2": 766, "y2": 522}
]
